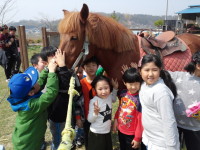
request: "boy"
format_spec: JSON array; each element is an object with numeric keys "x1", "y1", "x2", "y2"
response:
[
  {"x1": 113, "y1": 68, "x2": 143, "y2": 150},
  {"x1": 31, "y1": 53, "x2": 46, "y2": 72},
  {"x1": 77, "y1": 56, "x2": 99, "y2": 149},
  {"x1": 7, "y1": 56, "x2": 59, "y2": 150},
  {"x1": 40, "y1": 46, "x2": 73, "y2": 150}
]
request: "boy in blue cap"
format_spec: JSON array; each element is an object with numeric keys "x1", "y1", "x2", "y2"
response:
[{"x1": 7, "y1": 49, "x2": 64, "y2": 150}]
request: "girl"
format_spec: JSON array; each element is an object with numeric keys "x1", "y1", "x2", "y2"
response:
[
  {"x1": 87, "y1": 75, "x2": 118, "y2": 150},
  {"x1": 139, "y1": 54, "x2": 180, "y2": 150},
  {"x1": 169, "y1": 51, "x2": 200, "y2": 150},
  {"x1": 113, "y1": 67, "x2": 143, "y2": 150}
]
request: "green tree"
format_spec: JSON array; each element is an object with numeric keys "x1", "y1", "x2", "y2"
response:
[{"x1": 154, "y1": 20, "x2": 164, "y2": 28}]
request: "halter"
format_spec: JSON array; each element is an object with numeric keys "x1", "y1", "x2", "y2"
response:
[{"x1": 71, "y1": 36, "x2": 89, "y2": 71}]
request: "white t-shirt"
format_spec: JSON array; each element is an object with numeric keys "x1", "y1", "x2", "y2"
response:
[
  {"x1": 139, "y1": 78, "x2": 180, "y2": 150},
  {"x1": 88, "y1": 89, "x2": 117, "y2": 134}
]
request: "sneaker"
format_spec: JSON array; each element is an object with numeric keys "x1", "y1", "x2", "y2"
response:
[{"x1": 76, "y1": 136, "x2": 84, "y2": 147}]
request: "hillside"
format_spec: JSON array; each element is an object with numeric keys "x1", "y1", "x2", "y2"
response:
[{"x1": 8, "y1": 12, "x2": 178, "y2": 33}]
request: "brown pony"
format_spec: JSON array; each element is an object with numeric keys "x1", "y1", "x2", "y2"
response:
[{"x1": 58, "y1": 4, "x2": 200, "y2": 89}]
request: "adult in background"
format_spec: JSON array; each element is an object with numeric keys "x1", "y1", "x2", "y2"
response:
[
  {"x1": 5, "y1": 26, "x2": 20, "y2": 78},
  {"x1": 9, "y1": 26, "x2": 21, "y2": 74},
  {"x1": 0, "y1": 26, "x2": 7, "y2": 69}
]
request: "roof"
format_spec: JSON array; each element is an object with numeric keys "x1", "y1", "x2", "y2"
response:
[{"x1": 176, "y1": 5, "x2": 200, "y2": 14}]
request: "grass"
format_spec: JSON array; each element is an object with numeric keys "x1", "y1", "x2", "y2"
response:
[{"x1": 0, "y1": 45, "x2": 186, "y2": 150}]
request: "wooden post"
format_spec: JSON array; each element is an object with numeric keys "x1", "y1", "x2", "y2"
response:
[
  {"x1": 42, "y1": 27, "x2": 48, "y2": 47},
  {"x1": 18, "y1": 26, "x2": 29, "y2": 71}
]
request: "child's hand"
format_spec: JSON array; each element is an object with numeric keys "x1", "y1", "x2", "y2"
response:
[
  {"x1": 121, "y1": 64, "x2": 129, "y2": 74},
  {"x1": 93, "y1": 100, "x2": 100, "y2": 115},
  {"x1": 131, "y1": 140, "x2": 141, "y2": 149},
  {"x1": 48, "y1": 58, "x2": 57, "y2": 73},
  {"x1": 111, "y1": 78, "x2": 118, "y2": 90},
  {"x1": 130, "y1": 62, "x2": 138, "y2": 69},
  {"x1": 55, "y1": 49, "x2": 65, "y2": 67},
  {"x1": 113, "y1": 119, "x2": 118, "y2": 132}
]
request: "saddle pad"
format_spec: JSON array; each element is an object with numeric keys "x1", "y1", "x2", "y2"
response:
[
  {"x1": 156, "y1": 31, "x2": 175, "y2": 42},
  {"x1": 139, "y1": 46, "x2": 191, "y2": 72}
]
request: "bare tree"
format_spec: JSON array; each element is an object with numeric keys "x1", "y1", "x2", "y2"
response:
[
  {"x1": 0, "y1": 0, "x2": 16, "y2": 25},
  {"x1": 39, "y1": 13, "x2": 59, "y2": 31}
]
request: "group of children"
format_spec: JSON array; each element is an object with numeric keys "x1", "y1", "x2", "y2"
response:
[
  {"x1": 6, "y1": 44, "x2": 200, "y2": 150},
  {"x1": 0, "y1": 25, "x2": 20, "y2": 81}
]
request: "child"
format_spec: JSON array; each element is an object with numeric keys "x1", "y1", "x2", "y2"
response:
[
  {"x1": 31, "y1": 53, "x2": 46, "y2": 72},
  {"x1": 168, "y1": 51, "x2": 200, "y2": 150},
  {"x1": 7, "y1": 56, "x2": 59, "y2": 150},
  {"x1": 78, "y1": 56, "x2": 99, "y2": 149},
  {"x1": 40, "y1": 46, "x2": 73, "y2": 150},
  {"x1": 74, "y1": 66, "x2": 85, "y2": 147},
  {"x1": 139, "y1": 54, "x2": 180, "y2": 150},
  {"x1": 113, "y1": 67, "x2": 143, "y2": 150},
  {"x1": 87, "y1": 75, "x2": 118, "y2": 150}
]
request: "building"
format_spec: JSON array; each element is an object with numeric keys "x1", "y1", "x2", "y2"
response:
[{"x1": 176, "y1": 5, "x2": 200, "y2": 34}]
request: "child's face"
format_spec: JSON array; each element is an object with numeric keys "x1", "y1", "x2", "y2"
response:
[
  {"x1": 140, "y1": 62, "x2": 160, "y2": 85},
  {"x1": 95, "y1": 80, "x2": 110, "y2": 99},
  {"x1": 83, "y1": 62, "x2": 98, "y2": 77},
  {"x1": 124, "y1": 82, "x2": 140, "y2": 94},
  {"x1": 35, "y1": 57, "x2": 46, "y2": 72}
]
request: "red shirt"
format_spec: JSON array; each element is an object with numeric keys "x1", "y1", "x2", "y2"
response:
[
  {"x1": 80, "y1": 78, "x2": 96, "y2": 119},
  {"x1": 115, "y1": 89, "x2": 143, "y2": 142}
]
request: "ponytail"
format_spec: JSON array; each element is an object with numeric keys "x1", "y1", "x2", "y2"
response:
[{"x1": 160, "y1": 70, "x2": 177, "y2": 97}]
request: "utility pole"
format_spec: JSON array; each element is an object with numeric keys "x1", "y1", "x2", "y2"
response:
[{"x1": 165, "y1": 0, "x2": 169, "y2": 31}]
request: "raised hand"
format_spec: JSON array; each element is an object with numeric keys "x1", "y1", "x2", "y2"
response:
[
  {"x1": 93, "y1": 100, "x2": 100, "y2": 115},
  {"x1": 111, "y1": 78, "x2": 118, "y2": 90},
  {"x1": 121, "y1": 64, "x2": 129, "y2": 75},
  {"x1": 48, "y1": 58, "x2": 57, "y2": 73},
  {"x1": 55, "y1": 49, "x2": 65, "y2": 67},
  {"x1": 130, "y1": 62, "x2": 138, "y2": 69}
]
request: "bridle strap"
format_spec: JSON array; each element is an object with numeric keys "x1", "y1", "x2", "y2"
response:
[{"x1": 71, "y1": 36, "x2": 89, "y2": 71}]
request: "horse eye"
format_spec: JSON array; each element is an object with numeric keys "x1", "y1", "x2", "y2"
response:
[{"x1": 70, "y1": 36, "x2": 78, "y2": 41}]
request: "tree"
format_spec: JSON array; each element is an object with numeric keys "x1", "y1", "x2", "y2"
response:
[
  {"x1": 0, "y1": 0, "x2": 16, "y2": 25},
  {"x1": 39, "y1": 13, "x2": 59, "y2": 31},
  {"x1": 154, "y1": 19, "x2": 164, "y2": 28}
]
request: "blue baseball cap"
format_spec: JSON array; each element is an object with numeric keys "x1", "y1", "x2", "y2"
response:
[{"x1": 8, "y1": 67, "x2": 39, "y2": 99}]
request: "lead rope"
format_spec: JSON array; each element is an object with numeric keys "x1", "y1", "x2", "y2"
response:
[
  {"x1": 58, "y1": 36, "x2": 89, "y2": 150},
  {"x1": 57, "y1": 76, "x2": 79, "y2": 150}
]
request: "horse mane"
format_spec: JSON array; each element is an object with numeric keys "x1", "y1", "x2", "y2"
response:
[{"x1": 58, "y1": 11, "x2": 138, "y2": 53}]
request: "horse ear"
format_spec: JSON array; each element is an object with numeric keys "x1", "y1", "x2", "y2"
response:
[
  {"x1": 63, "y1": 9, "x2": 69, "y2": 16},
  {"x1": 80, "y1": 3, "x2": 89, "y2": 24}
]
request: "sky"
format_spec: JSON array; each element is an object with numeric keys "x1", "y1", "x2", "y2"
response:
[{"x1": 1, "y1": 0, "x2": 200, "y2": 22}]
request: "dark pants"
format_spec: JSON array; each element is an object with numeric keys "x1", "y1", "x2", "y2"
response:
[
  {"x1": 118, "y1": 130, "x2": 139, "y2": 150},
  {"x1": 88, "y1": 130, "x2": 112, "y2": 150},
  {"x1": 83, "y1": 120, "x2": 91, "y2": 150},
  {"x1": 4, "y1": 56, "x2": 16, "y2": 79},
  {"x1": 178, "y1": 127, "x2": 200, "y2": 150}
]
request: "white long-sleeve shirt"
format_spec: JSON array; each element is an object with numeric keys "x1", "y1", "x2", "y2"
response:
[
  {"x1": 139, "y1": 78, "x2": 180, "y2": 150},
  {"x1": 88, "y1": 89, "x2": 117, "y2": 134}
]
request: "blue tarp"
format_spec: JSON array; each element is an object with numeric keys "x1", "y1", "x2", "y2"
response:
[{"x1": 176, "y1": 5, "x2": 200, "y2": 14}]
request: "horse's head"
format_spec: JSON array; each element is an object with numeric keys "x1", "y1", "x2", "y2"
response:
[{"x1": 58, "y1": 4, "x2": 89, "y2": 68}]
